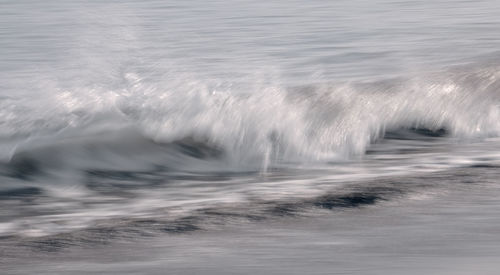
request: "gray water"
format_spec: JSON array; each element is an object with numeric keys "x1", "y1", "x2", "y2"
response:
[{"x1": 2, "y1": 0, "x2": 500, "y2": 274}]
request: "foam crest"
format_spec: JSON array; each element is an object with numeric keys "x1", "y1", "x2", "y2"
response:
[
  {"x1": 1, "y1": 62, "x2": 500, "y2": 170},
  {"x1": 114, "y1": 63, "x2": 500, "y2": 165}
]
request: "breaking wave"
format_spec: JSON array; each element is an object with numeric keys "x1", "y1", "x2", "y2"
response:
[{"x1": 1, "y1": 60, "x2": 500, "y2": 172}]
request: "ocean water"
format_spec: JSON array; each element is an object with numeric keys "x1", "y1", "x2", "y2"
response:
[{"x1": 1, "y1": 0, "x2": 500, "y2": 274}]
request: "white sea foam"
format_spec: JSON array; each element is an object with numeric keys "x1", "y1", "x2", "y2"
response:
[{"x1": 2, "y1": 62, "x2": 499, "y2": 171}]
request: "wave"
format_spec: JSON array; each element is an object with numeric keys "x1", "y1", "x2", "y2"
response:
[{"x1": 1, "y1": 59, "x2": 500, "y2": 171}]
